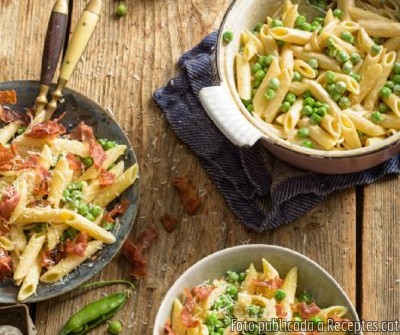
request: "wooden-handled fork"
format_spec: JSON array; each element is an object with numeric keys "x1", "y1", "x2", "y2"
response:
[{"x1": 34, "y1": 0, "x2": 103, "y2": 121}]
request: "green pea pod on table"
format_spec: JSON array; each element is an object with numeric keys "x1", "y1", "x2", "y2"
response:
[{"x1": 60, "y1": 280, "x2": 135, "y2": 335}]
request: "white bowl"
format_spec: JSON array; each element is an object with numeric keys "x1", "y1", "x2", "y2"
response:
[{"x1": 153, "y1": 244, "x2": 362, "y2": 335}]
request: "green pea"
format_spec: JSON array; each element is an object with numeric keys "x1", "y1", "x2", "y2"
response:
[
  {"x1": 85, "y1": 213, "x2": 95, "y2": 221},
  {"x1": 314, "y1": 101, "x2": 322, "y2": 108},
  {"x1": 335, "y1": 81, "x2": 347, "y2": 93},
  {"x1": 297, "y1": 127, "x2": 310, "y2": 138},
  {"x1": 313, "y1": 17, "x2": 325, "y2": 25},
  {"x1": 371, "y1": 111, "x2": 383, "y2": 123},
  {"x1": 380, "y1": 86, "x2": 392, "y2": 98},
  {"x1": 206, "y1": 313, "x2": 219, "y2": 326},
  {"x1": 116, "y1": 3, "x2": 128, "y2": 17},
  {"x1": 311, "y1": 113, "x2": 322, "y2": 124},
  {"x1": 371, "y1": 44, "x2": 382, "y2": 56},
  {"x1": 253, "y1": 79, "x2": 262, "y2": 88},
  {"x1": 312, "y1": 107, "x2": 319, "y2": 114},
  {"x1": 392, "y1": 74, "x2": 400, "y2": 84},
  {"x1": 309, "y1": 24, "x2": 319, "y2": 32},
  {"x1": 102, "y1": 222, "x2": 115, "y2": 231},
  {"x1": 226, "y1": 271, "x2": 239, "y2": 283},
  {"x1": 293, "y1": 71, "x2": 302, "y2": 81},
  {"x1": 246, "y1": 304, "x2": 261, "y2": 317},
  {"x1": 264, "y1": 54, "x2": 275, "y2": 66},
  {"x1": 226, "y1": 285, "x2": 238, "y2": 299},
  {"x1": 311, "y1": 316, "x2": 323, "y2": 327},
  {"x1": 274, "y1": 289, "x2": 286, "y2": 302},
  {"x1": 350, "y1": 72, "x2": 361, "y2": 82},
  {"x1": 223, "y1": 31, "x2": 234, "y2": 43},
  {"x1": 303, "y1": 90, "x2": 313, "y2": 98},
  {"x1": 69, "y1": 199, "x2": 81, "y2": 210},
  {"x1": 301, "y1": 22, "x2": 311, "y2": 31},
  {"x1": 394, "y1": 85, "x2": 400, "y2": 95},
  {"x1": 326, "y1": 83, "x2": 336, "y2": 93},
  {"x1": 340, "y1": 31, "x2": 354, "y2": 44},
  {"x1": 317, "y1": 106, "x2": 328, "y2": 116},
  {"x1": 16, "y1": 126, "x2": 27, "y2": 135},
  {"x1": 294, "y1": 316, "x2": 303, "y2": 323},
  {"x1": 304, "y1": 97, "x2": 315, "y2": 106},
  {"x1": 342, "y1": 61, "x2": 353, "y2": 74},
  {"x1": 302, "y1": 140, "x2": 314, "y2": 148},
  {"x1": 81, "y1": 157, "x2": 94, "y2": 168},
  {"x1": 333, "y1": 8, "x2": 342, "y2": 19},
  {"x1": 253, "y1": 22, "x2": 263, "y2": 33},
  {"x1": 338, "y1": 96, "x2": 351, "y2": 109},
  {"x1": 336, "y1": 50, "x2": 350, "y2": 63},
  {"x1": 90, "y1": 204, "x2": 102, "y2": 217},
  {"x1": 62, "y1": 189, "x2": 70, "y2": 200},
  {"x1": 295, "y1": 15, "x2": 307, "y2": 28},
  {"x1": 238, "y1": 272, "x2": 246, "y2": 282},
  {"x1": 328, "y1": 49, "x2": 337, "y2": 58},
  {"x1": 271, "y1": 19, "x2": 283, "y2": 28},
  {"x1": 71, "y1": 190, "x2": 83, "y2": 200},
  {"x1": 247, "y1": 104, "x2": 254, "y2": 114},
  {"x1": 251, "y1": 89, "x2": 258, "y2": 98},
  {"x1": 331, "y1": 91, "x2": 342, "y2": 102},
  {"x1": 241, "y1": 99, "x2": 252, "y2": 107},
  {"x1": 252, "y1": 63, "x2": 263, "y2": 73},
  {"x1": 281, "y1": 102, "x2": 291, "y2": 112},
  {"x1": 386, "y1": 81, "x2": 395, "y2": 89},
  {"x1": 264, "y1": 89, "x2": 276, "y2": 100},
  {"x1": 108, "y1": 321, "x2": 122, "y2": 334},
  {"x1": 78, "y1": 203, "x2": 89, "y2": 216},
  {"x1": 326, "y1": 36, "x2": 335, "y2": 49},
  {"x1": 325, "y1": 71, "x2": 336, "y2": 84},
  {"x1": 299, "y1": 290, "x2": 314, "y2": 304},
  {"x1": 393, "y1": 62, "x2": 400, "y2": 75},
  {"x1": 308, "y1": 58, "x2": 319, "y2": 69},
  {"x1": 373, "y1": 37, "x2": 382, "y2": 45},
  {"x1": 255, "y1": 69, "x2": 266, "y2": 81},
  {"x1": 269, "y1": 77, "x2": 280, "y2": 90},
  {"x1": 350, "y1": 52, "x2": 361, "y2": 64},
  {"x1": 285, "y1": 93, "x2": 296, "y2": 104},
  {"x1": 378, "y1": 103, "x2": 388, "y2": 113}
]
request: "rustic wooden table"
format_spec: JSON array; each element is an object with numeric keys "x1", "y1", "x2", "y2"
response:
[{"x1": 0, "y1": 1, "x2": 399, "y2": 334}]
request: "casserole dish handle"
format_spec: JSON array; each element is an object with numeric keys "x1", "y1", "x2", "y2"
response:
[{"x1": 199, "y1": 86, "x2": 262, "y2": 147}]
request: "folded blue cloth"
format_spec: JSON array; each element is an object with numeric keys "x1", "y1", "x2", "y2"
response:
[{"x1": 154, "y1": 32, "x2": 400, "y2": 232}]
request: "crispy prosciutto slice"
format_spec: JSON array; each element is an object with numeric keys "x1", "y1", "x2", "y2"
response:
[
  {"x1": 66, "y1": 153, "x2": 83, "y2": 172},
  {"x1": 66, "y1": 232, "x2": 88, "y2": 257},
  {"x1": 0, "y1": 186, "x2": 20, "y2": 221},
  {"x1": 103, "y1": 199, "x2": 129, "y2": 223},
  {"x1": 0, "y1": 248, "x2": 12, "y2": 281},
  {"x1": 99, "y1": 168, "x2": 115, "y2": 188},
  {"x1": 164, "y1": 321, "x2": 175, "y2": 335},
  {"x1": 192, "y1": 286, "x2": 213, "y2": 301},
  {"x1": 292, "y1": 302, "x2": 321, "y2": 319},
  {"x1": 0, "y1": 145, "x2": 15, "y2": 166},
  {"x1": 0, "y1": 106, "x2": 31, "y2": 125},
  {"x1": 121, "y1": 227, "x2": 158, "y2": 279},
  {"x1": 25, "y1": 118, "x2": 66, "y2": 139},
  {"x1": 69, "y1": 122, "x2": 106, "y2": 168},
  {"x1": 0, "y1": 90, "x2": 17, "y2": 104},
  {"x1": 181, "y1": 289, "x2": 200, "y2": 328},
  {"x1": 173, "y1": 177, "x2": 202, "y2": 215},
  {"x1": 253, "y1": 277, "x2": 283, "y2": 289}
]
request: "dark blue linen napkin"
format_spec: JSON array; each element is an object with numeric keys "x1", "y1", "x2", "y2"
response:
[{"x1": 153, "y1": 31, "x2": 400, "y2": 232}]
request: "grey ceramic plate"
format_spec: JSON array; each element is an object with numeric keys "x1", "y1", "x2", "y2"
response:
[{"x1": 0, "y1": 80, "x2": 140, "y2": 303}]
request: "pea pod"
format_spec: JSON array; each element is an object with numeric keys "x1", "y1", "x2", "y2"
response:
[{"x1": 60, "y1": 291, "x2": 128, "y2": 335}]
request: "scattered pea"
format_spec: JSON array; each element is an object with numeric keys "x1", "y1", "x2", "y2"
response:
[
  {"x1": 297, "y1": 127, "x2": 310, "y2": 138},
  {"x1": 326, "y1": 83, "x2": 336, "y2": 93},
  {"x1": 385, "y1": 81, "x2": 395, "y2": 89},
  {"x1": 308, "y1": 58, "x2": 319, "y2": 69},
  {"x1": 392, "y1": 74, "x2": 400, "y2": 84},
  {"x1": 293, "y1": 71, "x2": 302, "y2": 81},
  {"x1": 317, "y1": 106, "x2": 328, "y2": 116},
  {"x1": 335, "y1": 81, "x2": 347, "y2": 93},
  {"x1": 269, "y1": 77, "x2": 280, "y2": 90},
  {"x1": 350, "y1": 52, "x2": 361, "y2": 64},
  {"x1": 255, "y1": 69, "x2": 266, "y2": 81},
  {"x1": 78, "y1": 203, "x2": 89, "y2": 216},
  {"x1": 380, "y1": 86, "x2": 392, "y2": 98},
  {"x1": 333, "y1": 8, "x2": 343, "y2": 18},
  {"x1": 252, "y1": 63, "x2": 263, "y2": 73},
  {"x1": 301, "y1": 22, "x2": 312, "y2": 31},
  {"x1": 89, "y1": 204, "x2": 102, "y2": 217},
  {"x1": 336, "y1": 50, "x2": 350, "y2": 63},
  {"x1": 332, "y1": 91, "x2": 342, "y2": 102},
  {"x1": 393, "y1": 62, "x2": 400, "y2": 74},
  {"x1": 108, "y1": 321, "x2": 122, "y2": 334},
  {"x1": 378, "y1": 102, "x2": 388, "y2": 113},
  {"x1": 264, "y1": 89, "x2": 276, "y2": 100},
  {"x1": 311, "y1": 316, "x2": 323, "y2": 327},
  {"x1": 303, "y1": 90, "x2": 313, "y2": 98},
  {"x1": 103, "y1": 222, "x2": 115, "y2": 231},
  {"x1": 326, "y1": 36, "x2": 335, "y2": 49},
  {"x1": 340, "y1": 31, "x2": 354, "y2": 44},
  {"x1": 302, "y1": 140, "x2": 313, "y2": 148},
  {"x1": 371, "y1": 44, "x2": 382, "y2": 56},
  {"x1": 116, "y1": 3, "x2": 128, "y2": 17},
  {"x1": 226, "y1": 271, "x2": 239, "y2": 283},
  {"x1": 342, "y1": 61, "x2": 353, "y2": 74},
  {"x1": 295, "y1": 15, "x2": 307, "y2": 28},
  {"x1": 271, "y1": 19, "x2": 283, "y2": 28},
  {"x1": 299, "y1": 290, "x2": 314, "y2": 304},
  {"x1": 223, "y1": 31, "x2": 234, "y2": 43},
  {"x1": 350, "y1": 73, "x2": 361, "y2": 82},
  {"x1": 16, "y1": 126, "x2": 26, "y2": 135},
  {"x1": 247, "y1": 104, "x2": 254, "y2": 114},
  {"x1": 274, "y1": 289, "x2": 286, "y2": 302},
  {"x1": 285, "y1": 93, "x2": 297, "y2": 104},
  {"x1": 81, "y1": 157, "x2": 94, "y2": 167},
  {"x1": 371, "y1": 111, "x2": 383, "y2": 123},
  {"x1": 394, "y1": 84, "x2": 400, "y2": 95},
  {"x1": 338, "y1": 96, "x2": 351, "y2": 109},
  {"x1": 281, "y1": 101, "x2": 291, "y2": 112},
  {"x1": 304, "y1": 97, "x2": 315, "y2": 106},
  {"x1": 326, "y1": 70, "x2": 336, "y2": 84},
  {"x1": 253, "y1": 22, "x2": 263, "y2": 33},
  {"x1": 85, "y1": 213, "x2": 95, "y2": 221},
  {"x1": 302, "y1": 105, "x2": 313, "y2": 116},
  {"x1": 311, "y1": 113, "x2": 322, "y2": 124}
]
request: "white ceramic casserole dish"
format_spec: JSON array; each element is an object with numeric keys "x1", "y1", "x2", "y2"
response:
[{"x1": 199, "y1": 0, "x2": 400, "y2": 174}]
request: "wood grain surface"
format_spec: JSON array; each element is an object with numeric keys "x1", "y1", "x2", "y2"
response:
[{"x1": 0, "y1": 0, "x2": 398, "y2": 334}]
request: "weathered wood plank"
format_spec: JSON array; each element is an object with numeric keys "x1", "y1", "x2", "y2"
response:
[
  {"x1": 362, "y1": 178, "x2": 400, "y2": 323},
  {"x1": 34, "y1": 0, "x2": 231, "y2": 334}
]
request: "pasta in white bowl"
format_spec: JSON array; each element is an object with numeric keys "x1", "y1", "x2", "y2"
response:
[
  {"x1": 0, "y1": 87, "x2": 139, "y2": 302},
  {"x1": 199, "y1": 0, "x2": 400, "y2": 173}
]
